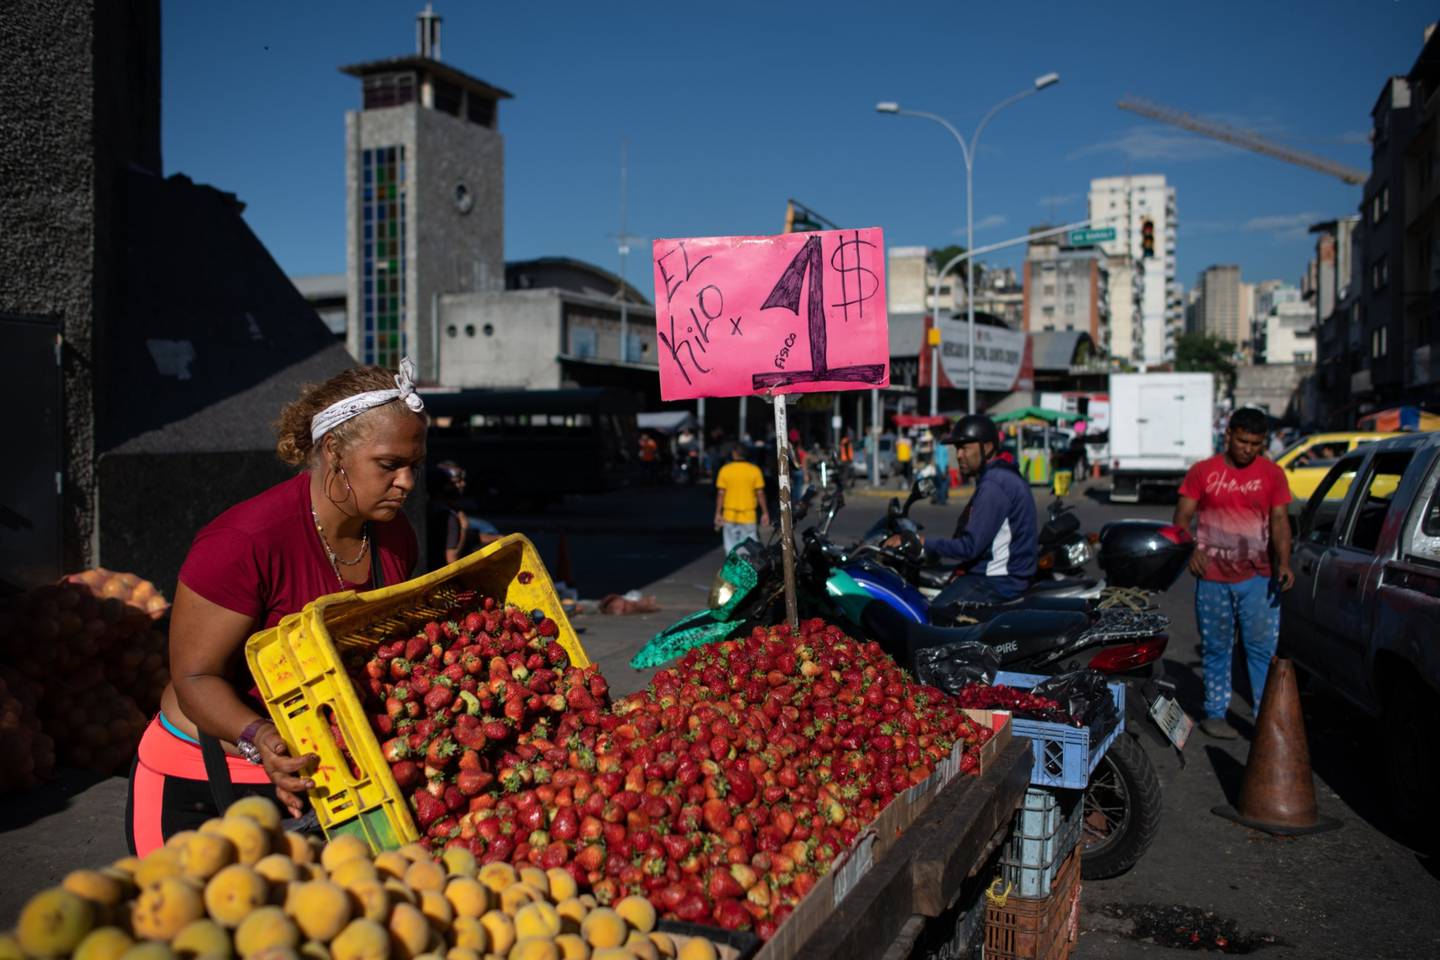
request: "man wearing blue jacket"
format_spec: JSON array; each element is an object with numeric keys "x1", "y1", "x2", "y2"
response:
[{"x1": 915, "y1": 415, "x2": 1038, "y2": 603}]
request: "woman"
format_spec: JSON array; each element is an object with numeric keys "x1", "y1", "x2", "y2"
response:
[{"x1": 125, "y1": 362, "x2": 427, "y2": 855}]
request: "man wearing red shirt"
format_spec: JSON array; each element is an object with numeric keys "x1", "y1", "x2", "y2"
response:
[{"x1": 1173, "y1": 408, "x2": 1294, "y2": 739}]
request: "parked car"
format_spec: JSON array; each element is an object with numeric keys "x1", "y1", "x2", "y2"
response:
[
  {"x1": 1272, "y1": 431, "x2": 1402, "y2": 501},
  {"x1": 1282, "y1": 432, "x2": 1440, "y2": 844}
]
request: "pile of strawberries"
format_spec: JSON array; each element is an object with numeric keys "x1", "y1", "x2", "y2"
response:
[{"x1": 351, "y1": 602, "x2": 991, "y2": 939}]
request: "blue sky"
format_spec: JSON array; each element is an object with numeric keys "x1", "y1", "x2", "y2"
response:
[{"x1": 163, "y1": 1, "x2": 1434, "y2": 295}]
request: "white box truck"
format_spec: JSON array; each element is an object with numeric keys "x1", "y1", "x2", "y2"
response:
[{"x1": 1107, "y1": 372, "x2": 1215, "y2": 503}]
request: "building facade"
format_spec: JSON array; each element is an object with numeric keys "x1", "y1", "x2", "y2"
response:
[
  {"x1": 1194, "y1": 264, "x2": 1244, "y2": 346},
  {"x1": 1088, "y1": 175, "x2": 1181, "y2": 365},
  {"x1": 341, "y1": 8, "x2": 511, "y2": 381},
  {"x1": 1022, "y1": 231, "x2": 1107, "y2": 340}
]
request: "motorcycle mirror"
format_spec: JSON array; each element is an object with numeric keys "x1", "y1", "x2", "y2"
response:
[{"x1": 888, "y1": 497, "x2": 902, "y2": 517}]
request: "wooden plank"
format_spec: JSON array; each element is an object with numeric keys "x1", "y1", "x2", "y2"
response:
[
  {"x1": 910, "y1": 739, "x2": 1034, "y2": 917},
  {"x1": 789, "y1": 826, "x2": 918, "y2": 960},
  {"x1": 788, "y1": 739, "x2": 1033, "y2": 959}
]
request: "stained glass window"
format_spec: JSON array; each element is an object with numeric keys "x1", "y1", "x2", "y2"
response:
[{"x1": 360, "y1": 146, "x2": 407, "y2": 368}]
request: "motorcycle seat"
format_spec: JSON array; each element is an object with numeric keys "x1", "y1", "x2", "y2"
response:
[
  {"x1": 862, "y1": 600, "x2": 1090, "y2": 673},
  {"x1": 1027, "y1": 577, "x2": 1099, "y2": 594}
]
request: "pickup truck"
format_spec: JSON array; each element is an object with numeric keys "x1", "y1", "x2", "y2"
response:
[{"x1": 1283, "y1": 432, "x2": 1440, "y2": 841}]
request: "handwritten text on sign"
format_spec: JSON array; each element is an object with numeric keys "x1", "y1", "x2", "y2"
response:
[{"x1": 652, "y1": 228, "x2": 890, "y2": 401}]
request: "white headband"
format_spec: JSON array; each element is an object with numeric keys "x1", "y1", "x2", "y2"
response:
[{"x1": 310, "y1": 356, "x2": 426, "y2": 442}]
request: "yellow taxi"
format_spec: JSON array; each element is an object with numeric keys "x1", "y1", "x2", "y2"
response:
[{"x1": 1273, "y1": 432, "x2": 1403, "y2": 500}]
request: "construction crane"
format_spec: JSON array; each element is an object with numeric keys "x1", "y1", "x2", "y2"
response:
[{"x1": 1117, "y1": 96, "x2": 1368, "y2": 185}]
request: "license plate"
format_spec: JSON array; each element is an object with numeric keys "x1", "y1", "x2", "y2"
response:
[{"x1": 1148, "y1": 692, "x2": 1193, "y2": 750}]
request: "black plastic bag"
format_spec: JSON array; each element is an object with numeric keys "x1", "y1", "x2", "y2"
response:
[
  {"x1": 1031, "y1": 670, "x2": 1120, "y2": 741},
  {"x1": 914, "y1": 642, "x2": 1001, "y2": 694}
]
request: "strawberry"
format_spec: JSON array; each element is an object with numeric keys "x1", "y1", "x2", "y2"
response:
[
  {"x1": 380, "y1": 737, "x2": 409, "y2": 763},
  {"x1": 390, "y1": 658, "x2": 413, "y2": 680},
  {"x1": 574, "y1": 842, "x2": 606, "y2": 873},
  {"x1": 391, "y1": 759, "x2": 420, "y2": 789},
  {"x1": 424, "y1": 685, "x2": 455, "y2": 714},
  {"x1": 425, "y1": 737, "x2": 457, "y2": 769},
  {"x1": 413, "y1": 790, "x2": 446, "y2": 828}
]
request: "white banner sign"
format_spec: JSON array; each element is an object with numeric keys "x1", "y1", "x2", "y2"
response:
[{"x1": 935, "y1": 316, "x2": 1028, "y2": 392}]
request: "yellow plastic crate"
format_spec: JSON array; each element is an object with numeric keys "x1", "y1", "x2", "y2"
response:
[{"x1": 245, "y1": 534, "x2": 589, "y2": 852}]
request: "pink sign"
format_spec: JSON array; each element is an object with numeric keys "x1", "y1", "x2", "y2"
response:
[{"x1": 652, "y1": 228, "x2": 889, "y2": 401}]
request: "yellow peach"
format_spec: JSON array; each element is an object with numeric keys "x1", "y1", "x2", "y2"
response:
[
  {"x1": 181, "y1": 834, "x2": 238, "y2": 882},
  {"x1": 440, "y1": 847, "x2": 477, "y2": 879},
  {"x1": 552, "y1": 935, "x2": 590, "y2": 960},
  {"x1": 614, "y1": 896, "x2": 656, "y2": 935},
  {"x1": 118, "y1": 943, "x2": 177, "y2": 960},
  {"x1": 233, "y1": 907, "x2": 300, "y2": 958},
  {"x1": 210, "y1": 816, "x2": 271, "y2": 867},
  {"x1": 579, "y1": 910, "x2": 626, "y2": 950},
  {"x1": 445, "y1": 950, "x2": 481, "y2": 960},
  {"x1": 286, "y1": 880, "x2": 353, "y2": 942},
  {"x1": 203, "y1": 865, "x2": 269, "y2": 927},
  {"x1": 513, "y1": 902, "x2": 561, "y2": 941},
  {"x1": 396, "y1": 844, "x2": 431, "y2": 864},
  {"x1": 283, "y1": 832, "x2": 316, "y2": 865},
  {"x1": 553, "y1": 899, "x2": 586, "y2": 935},
  {"x1": 346, "y1": 880, "x2": 391, "y2": 924},
  {"x1": 73, "y1": 927, "x2": 134, "y2": 960},
  {"x1": 516, "y1": 868, "x2": 549, "y2": 899},
  {"x1": 402, "y1": 859, "x2": 446, "y2": 895},
  {"x1": 300, "y1": 942, "x2": 331, "y2": 960},
  {"x1": 646, "y1": 933, "x2": 676, "y2": 959},
  {"x1": 544, "y1": 870, "x2": 577, "y2": 904},
  {"x1": 224, "y1": 796, "x2": 283, "y2": 833},
  {"x1": 330, "y1": 919, "x2": 391, "y2": 960},
  {"x1": 443, "y1": 877, "x2": 489, "y2": 919},
  {"x1": 373, "y1": 852, "x2": 411, "y2": 880},
  {"x1": 624, "y1": 932, "x2": 658, "y2": 960},
  {"x1": 476, "y1": 863, "x2": 517, "y2": 895},
  {"x1": 133, "y1": 849, "x2": 185, "y2": 890},
  {"x1": 330, "y1": 859, "x2": 381, "y2": 892},
  {"x1": 386, "y1": 904, "x2": 431, "y2": 960},
  {"x1": 382, "y1": 879, "x2": 416, "y2": 906},
  {"x1": 498, "y1": 884, "x2": 542, "y2": 917},
  {"x1": 506, "y1": 940, "x2": 559, "y2": 960},
  {"x1": 171, "y1": 919, "x2": 231, "y2": 959},
  {"x1": 449, "y1": 918, "x2": 487, "y2": 954},
  {"x1": 674, "y1": 938, "x2": 717, "y2": 960},
  {"x1": 255, "y1": 854, "x2": 301, "y2": 888},
  {"x1": 478, "y1": 910, "x2": 515, "y2": 956},
  {"x1": 131, "y1": 878, "x2": 205, "y2": 941},
  {"x1": 321, "y1": 835, "x2": 373, "y2": 875}
]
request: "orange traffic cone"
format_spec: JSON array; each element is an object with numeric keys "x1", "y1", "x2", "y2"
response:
[{"x1": 1212, "y1": 657, "x2": 1341, "y2": 835}]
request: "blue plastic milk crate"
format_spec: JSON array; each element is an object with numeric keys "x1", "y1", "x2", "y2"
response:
[{"x1": 993, "y1": 670, "x2": 1125, "y2": 789}]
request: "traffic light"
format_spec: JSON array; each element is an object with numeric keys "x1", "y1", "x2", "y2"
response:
[{"x1": 1141, "y1": 218, "x2": 1155, "y2": 258}]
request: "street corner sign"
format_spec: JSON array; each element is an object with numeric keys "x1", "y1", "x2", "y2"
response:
[{"x1": 651, "y1": 227, "x2": 890, "y2": 401}]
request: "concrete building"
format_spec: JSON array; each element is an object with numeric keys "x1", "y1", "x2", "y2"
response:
[
  {"x1": 341, "y1": 6, "x2": 511, "y2": 379},
  {"x1": 1089, "y1": 175, "x2": 1181, "y2": 365},
  {"x1": 1310, "y1": 216, "x2": 1364, "y2": 423},
  {"x1": 292, "y1": 273, "x2": 348, "y2": 337},
  {"x1": 1105, "y1": 254, "x2": 1142, "y2": 364},
  {"x1": 973, "y1": 267, "x2": 1025, "y2": 330},
  {"x1": 1023, "y1": 230, "x2": 1107, "y2": 341},
  {"x1": 1, "y1": 0, "x2": 359, "y2": 592},
  {"x1": 1193, "y1": 265, "x2": 1244, "y2": 346}
]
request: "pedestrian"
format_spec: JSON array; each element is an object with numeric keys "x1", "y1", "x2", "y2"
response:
[
  {"x1": 931, "y1": 430, "x2": 950, "y2": 504},
  {"x1": 896, "y1": 434, "x2": 913, "y2": 488},
  {"x1": 714, "y1": 443, "x2": 769, "y2": 556},
  {"x1": 126, "y1": 361, "x2": 426, "y2": 854},
  {"x1": 1172, "y1": 407, "x2": 1294, "y2": 740}
]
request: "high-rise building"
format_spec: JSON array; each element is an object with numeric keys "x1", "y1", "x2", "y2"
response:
[
  {"x1": 1194, "y1": 265, "x2": 1243, "y2": 346},
  {"x1": 1023, "y1": 230, "x2": 1107, "y2": 340},
  {"x1": 1088, "y1": 175, "x2": 1181, "y2": 365},
  {"x1": 341, "y1": 5, "x2": 511, "y2": 379}
]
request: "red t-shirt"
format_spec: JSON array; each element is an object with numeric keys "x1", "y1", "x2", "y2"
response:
[
  {"x1": 1178, "y1": 454, "x2": 1292, "y2": 583},
  {"x1": 179, "y1": 472, "x2": 418, "y2": 629}
]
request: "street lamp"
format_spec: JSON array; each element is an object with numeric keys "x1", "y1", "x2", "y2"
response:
[{"x1": 876, "y1": 72, "x2": 1060, "y2": 414}]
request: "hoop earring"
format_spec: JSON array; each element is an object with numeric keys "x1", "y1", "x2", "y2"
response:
[
  {"x1": 338, "y1": 465, "x2": 353, "y2": 495},
  {"x1": 324, "y1": 466, "x2": 348, "y2": 506}
]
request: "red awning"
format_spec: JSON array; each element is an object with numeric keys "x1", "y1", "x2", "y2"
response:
[{"x1": 894, "y1": 414, "x2": 948, "y2": 427}]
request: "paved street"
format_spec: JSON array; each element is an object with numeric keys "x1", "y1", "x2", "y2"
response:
[{"x1": 3, "y1": 478, "x2": 1439, "y2": 956}]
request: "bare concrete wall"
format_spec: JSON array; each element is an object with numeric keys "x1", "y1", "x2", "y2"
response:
[{"x1": 0, "y1": 1, "x2": 159, "y2": 572}]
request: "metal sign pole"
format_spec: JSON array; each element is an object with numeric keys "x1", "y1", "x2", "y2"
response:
[{"x1": 773, "y1": 394, "x2": 799, "y2": 630}]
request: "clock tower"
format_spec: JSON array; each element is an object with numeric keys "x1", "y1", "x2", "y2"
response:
[{"x1": 341, "y1": 4, "x2": 511, "y2": 378}]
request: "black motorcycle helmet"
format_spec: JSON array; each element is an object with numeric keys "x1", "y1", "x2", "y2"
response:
[{"x1": 946, "y1": 414, "x2": 1001, "y2": 452}]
